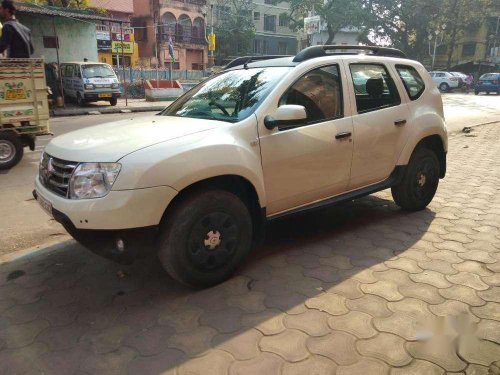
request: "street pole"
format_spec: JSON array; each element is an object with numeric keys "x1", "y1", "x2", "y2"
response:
[
  {"x1": 154, "y1": 17, "x2": 160, "y2": 88},
  {"x1": 120, "y1": 22, "x2": 128, "y2": 106},
  {"x1": 51, "y1": 16, "x2": 65, "y2": 108},
  {"x1": 432, "y1": 36, "x2": 438, "y2": 71},
  {"x1": 210, "y1": 4, "x2": 214, "y2": 67}
]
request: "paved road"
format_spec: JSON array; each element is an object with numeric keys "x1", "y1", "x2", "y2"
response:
[{"x1": 0, "y1": 121, "x2": 499, "y2": 374}]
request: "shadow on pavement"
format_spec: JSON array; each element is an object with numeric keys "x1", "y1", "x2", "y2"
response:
[{"x1": 0, "y1": 192, "x2": 435, "y2": 374}]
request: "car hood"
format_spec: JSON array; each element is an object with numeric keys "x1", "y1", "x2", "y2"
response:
[{"x1": 45, "y1": 116, "x2": 223, "y2": 162}]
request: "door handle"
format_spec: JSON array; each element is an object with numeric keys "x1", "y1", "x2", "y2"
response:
[
  {"x1": 335, "y1": 131, "x2": 352, "y2": 140},
  {"x1": 394, "y1": 119, "x2": 407, "y2": 127}
]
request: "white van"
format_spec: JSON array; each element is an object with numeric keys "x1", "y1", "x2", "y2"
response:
[{"x1": 60, "y1": 62, "x2": 121, "y2": 106}]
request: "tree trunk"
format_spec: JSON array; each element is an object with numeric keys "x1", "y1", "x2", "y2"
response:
[
  {"x1": 325, "y1": 24, "x2": 335, "y2": 45},
  {"x1": 446, "y1": 0, "x2": 460, "y2": 70}
]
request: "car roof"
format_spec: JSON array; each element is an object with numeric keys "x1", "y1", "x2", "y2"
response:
[{"x1": 61, "y1": 62, "x2": 111, "y2": 66}]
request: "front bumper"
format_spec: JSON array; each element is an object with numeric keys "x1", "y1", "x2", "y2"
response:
[
  {"x1": 84, "y1": 91, "x2": 121, "y2": 100},
  {"x1": 34, "y1": 176, "x2": 178, "y2": 230}
]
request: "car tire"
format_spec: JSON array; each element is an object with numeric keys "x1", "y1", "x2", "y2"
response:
[
  {"x1": 439, "y1": 83, "x2": 450, "y2": 92},
  {"x1": 0, "y1": 131, "x2": 23, "y2": 170},
  {"x1": 391, "y1": 148, "x2": 440, "y2": 212},
  {"x1": 109, "y1": 98, "x2": 118, "y2": 106},
  {"x1": 157, "y1": 189, "x2": 253, "y2": 287},
  {"x1": 76, "y1": 92, "x2": 85, "y2": 107}
]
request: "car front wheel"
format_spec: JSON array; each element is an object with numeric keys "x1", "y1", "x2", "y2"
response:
[
  {"x1": 391, "y1": 148, "x2": 440, "y2": 211},
  {"x1": 439, "y1": 83, "x2": 450, "y2": 92},
  {"x1": 157, "y1": 189, "x2": 253, "y2": 287}
]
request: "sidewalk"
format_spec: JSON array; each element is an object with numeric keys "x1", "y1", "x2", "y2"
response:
[{"x1": 51, "y1": 98, "x2": 172, "y2": 117}]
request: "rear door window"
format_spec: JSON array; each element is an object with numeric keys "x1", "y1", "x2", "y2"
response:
[
  {"x1": 396, "y1": 65, "x2": 425, "y2": 100},
  {"x1": 349, "y1": 63, "x2": 401, "y2": 114}
]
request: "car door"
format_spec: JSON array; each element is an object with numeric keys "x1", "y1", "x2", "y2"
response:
[
  {"x1": 259, "y1": 64, "x2": 354, "y2": 215},
  {"x1": 62, "y1": 64, "x2": 75, "y2": 98},
  {"x1": 346, "y1": 61, "x2": 411, "y2": 190}
]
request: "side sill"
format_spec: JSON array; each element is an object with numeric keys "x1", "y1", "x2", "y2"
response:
[{"x1": 267, "y1": 166, "x2": 406, "y2": 222}]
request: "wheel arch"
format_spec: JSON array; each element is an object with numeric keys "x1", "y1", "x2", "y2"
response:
[{"x1": 401, "y1": 134, "x2": 447, "y2": 178}]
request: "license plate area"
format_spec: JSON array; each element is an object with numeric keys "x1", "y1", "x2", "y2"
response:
[
  {"x1": 37, "y1": 192, "x2": 53, "y2": 217},
  {"x1": 98, "y1": 93, "x2": 112, "y2": 98}
]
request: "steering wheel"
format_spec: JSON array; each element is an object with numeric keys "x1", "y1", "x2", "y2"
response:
[{"x1": 209, "y1": 101, "x2": 230, "y2": 116}]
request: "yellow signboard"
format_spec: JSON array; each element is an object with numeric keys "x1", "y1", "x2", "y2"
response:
[
  {"x1": 5, "y1": 89, "x2": 27, "y2": 100},
  {"x1": 111, "y1": 41, "x2": 134, "y2": 54},
  {"x1": 208, "y1": 32, "x2": 216, "y2": 52}
]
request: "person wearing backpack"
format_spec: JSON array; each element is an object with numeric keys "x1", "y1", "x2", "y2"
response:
[{"x1": 0, "y1": 0, "x2": 34, "y2": 58}]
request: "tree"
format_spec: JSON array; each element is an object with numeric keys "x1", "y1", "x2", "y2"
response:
[
  {"x1": 25, "y1": 0, "x2": 90, "y2": 8},
  {"x1": 212, "y1": 0, "x2": 255, "y2": 63},
  {"x1": 288, "y1": 0, "x2": 372, "y2": 45}
]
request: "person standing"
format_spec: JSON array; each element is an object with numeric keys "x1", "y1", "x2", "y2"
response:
[{"x1": 0, "y1": 0, "x2": 34, "y2": 58}]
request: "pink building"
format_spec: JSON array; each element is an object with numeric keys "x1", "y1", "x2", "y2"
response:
[{"x1": 132, "y1": 0, "x2": 208, "y2": 70}]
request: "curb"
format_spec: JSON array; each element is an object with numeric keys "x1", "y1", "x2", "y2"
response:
[{"x1": 51, "y1": 105, "x2": 166, "y2": 117}]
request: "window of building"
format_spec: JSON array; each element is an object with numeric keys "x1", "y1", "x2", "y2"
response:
[
  {"x1": 264, "y1": 15, "x2": 276, "y2": 32},
  {"x1": 396, "y1": 65, "x2": 425, "y2": 100},
  {"x1": 278, "y1": 13, "x2": 288, "y2": 27},
  {"x1": 278, "y1": 42, "x2": 287, "y2": 55},
  {"x1": 253, "y1": 39, "x2": 262, "y2": 54},
  {"x1": 254, "y1": 12, "x2": 260, "y2": 21},
  {"x1": 262, "y1": 40, "x2": 269, "y2": 54},
  {"x1": 112, "y1": 55, "x2": 132, "y2": 68},
  {"x1": 349, "y1": 63, "x2": 401, "y2": 114},
  {"x1": 43, "y1": 36, "x2": 58, "y2": 49},
  {"x1": 279, "y1": 65, "x2": 343, "y2": 124},
  {"x1": 462, "y1": 42, "x2": 476, "y2": 57}
]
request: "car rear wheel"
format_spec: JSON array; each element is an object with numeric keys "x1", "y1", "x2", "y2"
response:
[
  {"x1": 109, "y1": 98, "x2": 118, "y2": 106},
  {"x1": 157, "y1": 189, "x2": 253, "y2": 287},
  {"x1": 439, "y1": 83, "x2": 450, "y2": 92},
  {"x1": 391, "y1": 148, "x2": 440, "y2": 212},
  {"x1": 0, "y1": 131, "x2": 23, "y2": 170},
  {"x1": 76, "y1": 92, "x2": 85, "y2": 107}
]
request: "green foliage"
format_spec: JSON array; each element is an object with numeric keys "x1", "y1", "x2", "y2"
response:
[
  {"x1": 213, "y1": 0, "x2": 256, "y2": 63},
  {"x1": 23, "y1": 0, "x2": 90, "y2": 8}
]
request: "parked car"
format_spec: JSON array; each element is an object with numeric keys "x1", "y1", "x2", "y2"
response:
[
  {"x1": 450, "y1": 72, "x2": 468, "y2": 88},
  {"x1": 475, "y1": 73, "x2": 500, "y2": 95},
  {"x1": 60, "y1": 62, "x2": 121, "y2": 107},
  {"x1": 429, "y1": 71, "x2": 460, "y2": 92},
  {"x1": 35, "y1": 46, "x2": 448, "y2": 287}
]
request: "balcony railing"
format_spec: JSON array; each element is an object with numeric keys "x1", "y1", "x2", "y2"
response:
[{"x1": 159, "y1": 26, "x2": 206, "y2": 45}]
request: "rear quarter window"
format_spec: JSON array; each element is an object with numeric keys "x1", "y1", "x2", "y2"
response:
[{"x1": 396, "y1": 65, "x2": 425, "y2": 100}]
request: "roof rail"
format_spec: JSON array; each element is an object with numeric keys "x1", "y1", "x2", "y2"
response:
[
  {"x1": 224, "y1": 55, "x2": 292, "y2": 70},
  {"x1": 293, "y1": 45, "x2": 407, "y2": 63}
]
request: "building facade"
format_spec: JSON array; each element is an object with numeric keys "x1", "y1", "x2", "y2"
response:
[
  {"x1": 132, "y1": 0, "x2": 208, "y2": 70},
  {"x1": 310, "y1": 26, "x2": 361, "y2": 48},
  {"x1": 89, "y1": 0, "x2": 140, "y2": 67}
]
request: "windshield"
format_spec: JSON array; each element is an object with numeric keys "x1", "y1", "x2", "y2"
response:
[
  {"x1": 163, "y1": 67, "x2": 291, "y2": 123},
  {"x1": 82, "y1": 64, "x2": 116, "y2": 79}
]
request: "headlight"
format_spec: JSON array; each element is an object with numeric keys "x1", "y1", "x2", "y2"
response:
[
  {"x1": 69, "y1": 163, "x2": 121, "y2": 199},
  {"x1": 112, "y1": 83, "x2": 120, "y2": 89},
  {"x1": 84, "y1": 84, "x2": 94, "y2": 90}
]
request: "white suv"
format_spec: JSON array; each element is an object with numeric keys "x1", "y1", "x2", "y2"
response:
[
  {"x1": 35, "y1": 46, "x2": 448, "y2": 287},
  {"x1": 429, "y1": 71, "x2": 460, "y2": 92}
]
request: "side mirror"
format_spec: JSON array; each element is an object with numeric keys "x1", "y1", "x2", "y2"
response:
[{"x1": 264, "y1": 105, "x2": 307, "y2": 130}]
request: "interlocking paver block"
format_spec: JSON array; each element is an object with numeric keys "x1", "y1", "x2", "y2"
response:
[
  {"x1": 390, "y1": 359, "x2": 445, "y2": 375},
  {"x1": 282, "y1": 355, "x2": 337, "y2": 375},
  {"x1": 126, "y1": 348, "x2": 184, "y2": 375},
  {"x1": 124, "y1": 325, "x2": 176, "y2": 356},
  {"x1": 486, "y1": 262, "x2": 500, "y2": 273},
  {"x1": 409, "y1": 270, "x2": 453, "y2": 288},
  {"x1": 307, "y1": 331, "x2": 360, "y2": 366},
  {"x1": 477, "y1": 287, "x2": 500, "y2": 303},
  {"x1": 396, "y1": 249, "x2": 430, "y2": 262},
  {"x1": 439, "y1": 285, "x2": 486, "y2": 306},
  {"x1": 0, "y1": 342, "x2": 48, "y2": 374},
  {"x1": 482, "y1": 273, "x2": 500, "y2": 286},
  {"x1": 0, "y1": 319, "x2": 49, "y2": 349},
  {"x1": 227, "y1": 292, "x2": 267, "y2": 313},
  {"x1": 407, "y1": 337, "x2": 467, "y2": 372},
  {"x1": 429, "y1": 300, "x2": 480, "y2": 323},
  {"x1": 36, "y1": 323, "x2": 88, "y2": 351},
  {"x1": 81, "y1": 346, "x2": 137, "y2": 374},
  {"x1": 199, "y1": 307, "x2": 244, "y2": 333},
  {"x1": 304, "y1": 266, "x2": 341, "y2": 283},
  {"x1": 338, "y1": 268, "x2": 378, "y2": 284},
  {"x1": 453, "y1": 261, "x2": 493, "y2": 276},
  {"x1": 387, "y1": 298, "x2": 432, "y2": 317},
  {"x1": 285, "y1": 276, "x2": 324, "y2": 297},
  {"x1": 284, "y1": 309, "x2": 331, "y2": 337},
  {"x1": 357, "y1": 332, "x2": 412, "y2": 367},
  {"x1": 229, "y1": 352, "x2": 284, "y2": 375},
  {"x1": 305, "y1": 292, "x2": 349, "y2": 316},
  {"x1": 212, "y1": 329, "x2": 262, "y2": 360},
  {"x1": 458, "y1": 250, "x2": 496, "y2": 264},
  {"x1": 167, "y1": 326, "x2": 217, "y2": 357},
  {"x1": 259, "y1": 329, "x2": 309, "y2": 362},
  {"x1": 337, "y1": 358, "x2": 390, "y2": 375},
  {"x1": 446, "y1": 272, "x2": 489, "y2": 291},
  {"x1": 384, "y1": 258, "x2": 423, "y2": 274},
  {"x1": 458, "y1": 336, "x2": 500, "y2": 366},
  {"x1": 324, "y1": 278, "x2": 364, "y2": 299},
  {"x1": 241, "y1": 309, "x2": 286, "y2": 335},
  {"x1": 328, "y1": 311, "x2": 377, "y2": 339},
  {"x1": 399, "y1": 282, "x2": 445, "y2": 304},
  {"x1": 360, "y1": 280, "x2": 404, "y2": 302},
  {"x1": 373, "y1": 269, "x2": 412, "y2": 284},
  {"x1": 346, "y1": 295, "x2": 392, "y2": 318},
  {"x1": 178, "y1": 350, "x2": 234, "y2": 375},
  {"x1": 263, "y1": 292, "x2": 308, "y2": 315},
  {"x1": 427, "y1": 249, "x2": 464, "y2": 264},
  {"x1": 418, "y1": 260, "x2": 458, "y2": 275},
  {"x1": 475, "y1": 319, "x2": 500, "y2": 344},
  {"x1": 373, "y1": 311, "x2": 425, "y2": 341},
  {"x1": 319, "y1": 255, "x2": 353, "y2": 270}
]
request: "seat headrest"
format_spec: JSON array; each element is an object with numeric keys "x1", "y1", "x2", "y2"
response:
[{"x1": 366, "y1": 78, "x2": 384, "y2": 98}]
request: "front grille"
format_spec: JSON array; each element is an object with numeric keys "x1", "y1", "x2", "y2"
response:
[
  {"x1": 39, "y1": 153, "x2": 78, "y2": 198},
  {"x1": 96, "y1": 84, "x2": 112, "y2": 88}
]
